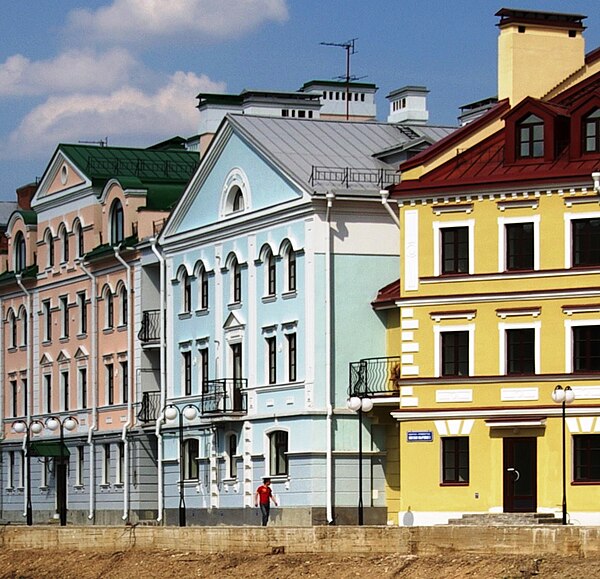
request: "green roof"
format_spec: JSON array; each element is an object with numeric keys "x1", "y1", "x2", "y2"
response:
[
  {"x1": 16, "y1": 210, "x2": 37, "y2": 226},
  {"x1": 0, "y1": 265, "x2": 38, "y2": 286},
  {"x1": 85, "y1": 235, "x2": 138, "y2": 262}
]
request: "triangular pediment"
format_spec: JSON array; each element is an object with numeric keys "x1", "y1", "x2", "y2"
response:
[
  {"x1": 223, "y1": 311, "x2": 245, "y2": 330},
  {"x1": 40, "y1": 353, "x2": 53, "y2": 366},
  {"x1": 74, "y1": 346, "x2": 89, "y2": 359},
  {"x1": 56, "y1": 350, "x2": 71, "y2": 363}
]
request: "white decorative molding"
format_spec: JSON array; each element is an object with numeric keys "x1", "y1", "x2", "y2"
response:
[
  {"x1": 401, "y1": 308, "x2": 414, "y2": 318},
  {"x1": 496, "y1": 308, "x2": 540, "y2": 318},
  {"x1": 436, "y1": 389, "x2": 473, "y2": 403},
  {"x1": 400, "y1": 397, "x2": 419, "y2": 407},
  {"x1": 404, "y1": 211, "x2": 419, "y2": 291},
  {"x1": 401, "y1": 354, "x2": 414, "y2": 364},
  {"x1": 430, "y1": 310, "x2": 476, "y2": 322},
  {"x1": 401, "y1": 342, "x2": 419, "y2": 353},
  {"x1": 401, "y1": 319, "x2": 419, "y2": 330},
  {"x1": 401, "y1": 366, "x2": 419, "y2": 376},
  {"x1": 564, "y1": 194, "x2": 600, "y2": 208},
  {"x1": 401, "y1": 331, "x2": 414, "y2": 341},
  {"x1": 500, "y1": 388, "x2": 539, "y2": 402},
  {"x1": 432, "y1": 203, "x2": 473, "y2": 215},
  {"x1": 400, "y1": 386, "x2": 414, "y2": 396},
  {"x1": 571, "y1": 386, "x2": 600, "y2": 400},
  {"x1": 496, "y1": 200, "x2": 539, "y2": 211}
]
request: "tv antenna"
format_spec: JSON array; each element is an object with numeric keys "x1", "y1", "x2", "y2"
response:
[
  {"x1": 320, "y1": 38, "x2": 359, "y2": 120},
  {"x1": 78, "y1": 137, "x2": 108, "y2": 147}
]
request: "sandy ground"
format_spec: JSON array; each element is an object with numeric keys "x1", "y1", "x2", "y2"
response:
[{"x1": 1, "y1": 549, "x2": 600, "y2": 578}]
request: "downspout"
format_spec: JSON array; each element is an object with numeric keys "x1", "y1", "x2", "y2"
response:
[
  {"x1": 15, "y1": 274, "x2": 32, "y2": 520},
  {"x1": 78, "y1": 261, "x2": 98, "y2": 520},
  {"x1": 325, "y1": 191, "x2": 335, "y2": 524},
  {"x1": 114, "y1": 246, "x2": 133, "y2": 522},
  {"x1": 151, "y1": 239, "x2": 167, "y2": 522},
  {"x1": 380, "y1": 189, "x2": 400, "y2": 228}
]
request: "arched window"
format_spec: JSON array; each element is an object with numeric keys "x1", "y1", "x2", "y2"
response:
[
  {"x1": 13, "y1": 232, "x2": 26, "y2": 272},
  {"x1": 44, "y1": 229, "x2": 54, "y2": 269},
  {"x1": 103, "y1": 286, "x2": 114, "y2": 329},
  {"x1": 584, "y1": 108, "x2": 600, "y2": 154},
  {"x1": 73, "y1": 219, "x2": 84, "y2": 258},
  {"x1": 19, "y1": 306, "x2": 28, "y2": 347},
  {"x1": 232, "y1": 258, "x2": 242, "y2": 303},
  {"x1": 280, "y1": 241, "x2": 297, "y2": 293},
  {"x1": 59, "y1": 224, "x2": 69, "y2": 263},
  {"x1": 119, "y1": 285, "x2": 128, "y2": 326},
  {"x1": 110, "y1": 199, "x2": 124, "y2": 245},
  {"x1": 266, "y1": 250, "x2": 276, "y2": 296},
  {"x1": 8, "y1": 309, "x2": 17, "y2": 349},
  {"x1": 268, "y1": 430, "x2": 289, "y2": 477},
  {"x1": 195, "y1": 263, "x2": 209, "y2": 310},
  {"x1": 517, "y1": 114, "x2": 544, "y2": 158},
  {"x1": 182, "y1": 270, "x2": 192, "y2": 313},
  {"x1": 231, "y1": 187, "x2": 245, "y2": 212}
]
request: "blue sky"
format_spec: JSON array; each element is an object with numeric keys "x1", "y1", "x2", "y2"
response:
[{"x1": 0, "y1": 0, "x2": 599, "y2": 200}]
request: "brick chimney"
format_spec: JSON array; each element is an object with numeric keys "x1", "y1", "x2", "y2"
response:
[{"x1": 497, "y1": 8, "x2": 586, "y2": 105}]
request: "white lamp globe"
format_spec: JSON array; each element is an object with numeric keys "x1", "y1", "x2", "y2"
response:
[
  {"x1": 63, "y1": 417, "x2": 78, "y2": 431},
  {"x1": 12, "y1": 422, "x2": 26, "y2": 434},
  {"x1": 164, "y1": 406, "x2": 178, "y2": 421},
  {"x1": 183, "y1": 406, "x2": 198, "y2": 421},
  {"x1": 31, "y1": 422, "x2": 44, "y2": 435},
  {"x1": 347, "y1": 397, "x2": 362, "y2": 412},
  {"x1": 361, "y1": 398, "x2": 374, "y2": 413},
  {"x1": 46, "y1": 417, "x2": 59, "y2": 431},
  {"x1": 564, "y1": 387, "x2": 575, "y2": 404},
  {"x1": 552, "y1": 386, "x2": 565, "y2": 404}
]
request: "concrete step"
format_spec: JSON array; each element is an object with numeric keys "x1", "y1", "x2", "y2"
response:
[{"x1": 446, "y1": 513, "x2": 562, "y2": 526}]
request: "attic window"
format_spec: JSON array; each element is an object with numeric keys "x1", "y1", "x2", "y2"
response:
[
  {"x1": 584, "y1": 109, "x2": 600, "y2": 154},
  {"x1": 518, "y1": 114, "x2": 544, "y2": 159},
  {"x1": 569, "y1": 30, "x2": 577, "y2": 38},
  {"x1": 518, "y1": 26, "x2": 526, "y2": 33}
]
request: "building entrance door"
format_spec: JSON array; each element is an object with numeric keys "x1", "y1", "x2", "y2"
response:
[{"x1": 503, "y1": 437, "x2": 537, "y2": 512}]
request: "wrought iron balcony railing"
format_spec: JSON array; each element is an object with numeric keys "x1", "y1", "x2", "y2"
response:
[
  {"x1": 348, "y1": 356, "x2": 403, "y2": 398},
  {"x1": 139, "y1": 309, "x2": 160, "y2": 343},
  {"x1": 138, "y1": 391, "x2": 161, "y2": 423},
  {"x1": 201, "y1": 379, "x2": 247, "y2": 414}
]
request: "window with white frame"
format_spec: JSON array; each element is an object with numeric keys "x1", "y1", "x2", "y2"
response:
[
  {"x1": 42, "y1": 300, "x2": 52, "y2": 342},
  {"x1": 116, "y1": 441, "x2": 125, "y2": 484},
  {"x1": 565, "y1": 320, "x2": 600, "y2": 373},
  {"x1": 78, "y1": 291, "x2": 87, "y2": 335},
  {"x1": 434, "y1": 325, "x2": 474, "y2": 378},
  {"x1": 8, "y1": 309, "x2": 17, "y2": 349},
  {"x1": 226, "y1": 433, "x2": 237, "y2": 479},
  {"x1": 434, "y1": 221, "x2": 474, "y2": 276},
  {"x1": 269, "y1": 430, "x2": 288, "y2": 477},
  {"x1": 181, "y1": 270, "x2": 192, "y2": 313},
  {"x1": 198, "y1": 265, "x2": 209, "y2": 310},
  {"x1": 199, "y1": 347, "x2": 209, "y2": 392},
  {"x1": 79, "y1": 367, "x2": 87, "y2": 409},
  {"x1": 21, "y1": 377, "x2": 27, "y2": 416},
  {"x1": 106, "y1": 363, "x2": 114, "y2": 405},
  {"x1": 182, "y1": 351, "x2": 192, "y2": 396},
  {"x1": 61, "y1": 370, "x2": 69, "y2": 411},
  {"x1": 120, "y1": 361, "x2": 128, "y2": 404},
  {"x1": 565, "y1": 212, "x2": 600, "y2": 269},
  {"x1": 286, "y1": 249, "x2": 297, "y2": 293},
  {"x1": 44, "y1": 229, "x2": 54, "y2": 269},
  {"x1": 13, "y1": 232, "x2": 26, "y2": 273},
  {"x1": 40, "y1": 457, "x2": 49, "y2": 488},
  {"x1": 286, "y1": 333, "x2": 297, "y2": 382},
  {"x1": 104, "y1": 288, "x2": 114, "y2": 330},
  {"x1": 110, "y1": 199, "x2": 124, "y2": 245},
  {"x1": 75, "y1": 446, "x2": 84, "y2": 487},
  {"x1": 102, "y1": 444, "x2": 111, "y2": 485},
  {"x1": 263, "y1": 247, "x2": 276, "y2": 297},
  {"x1": 119, "y1": 285, "x2": 127, "y2": 326},
  {"x1": 266, "y1": 336, "x2": 277, "y2": 384},
  {"x1": 19, "y1": 306, "x2": 27, "y2": 347},
  {"x1": 499, "y1": 322, "x2": 540, "y2": 375},
  {"x1": 7, "y1": 451, "x2": 15, "y2": 488},
  {"x1": 60, "y1": 295, "x2": 69, "y2": 338},
  {"x1": 19, "y1": 450, "x2": 25, "y2": 488},
  {"x1": 498, "y1": 216, "x2": 540, "y2": 272},
  {"x1": 73, "y1": 219, "x2": 84, "y2": 259},
  {"x1": 59, "y1": 224, "x2": 69, "y2": 263},
  {"x1": 183, "y1": 439, "x2": 199, "y2": 480},
  {"x1": 10, "y1": 380, "x2": 17, "y2": 417},
  {"x1": 44, "y1": 373, "x2": 52, "y2": 413}
]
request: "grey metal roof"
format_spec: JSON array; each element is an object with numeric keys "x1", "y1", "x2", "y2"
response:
[
  {"x1": 0, "y1": 202, "x2": 18, "y2": 225},
  {"x1": 227, "y1": 114, "x2": 454, "y2": 195}
]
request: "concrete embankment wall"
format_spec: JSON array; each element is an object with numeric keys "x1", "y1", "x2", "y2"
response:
[{"x1": 1, "y1": 526, "x2": 600, "y2": 557}]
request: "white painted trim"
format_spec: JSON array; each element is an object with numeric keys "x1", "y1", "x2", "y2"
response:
[
  {"x1": 433, "y1": 218, "x2": 474, "y2": 276},
  {"x1": 433, "y1": 323, "x2": 475, "y2": 378},
  {"x1": 404, "y1": 210, "x2": 419, "y2": 290},
  {"x1": 564, "y1": 210, "x2": 600, "y2": 269},
  {"x1": 498, "y1": 321, "x2": 541, "y2": 375},
  {"x1": 497, "y1": 215, "x2": 540, "y2": 271},
  {"x1": 564, "y1": 318, "x2": 599, "y2": 373}
]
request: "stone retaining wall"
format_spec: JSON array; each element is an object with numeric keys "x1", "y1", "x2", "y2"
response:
[{"x1": 1, "y1": 525, "x2": 599, "y2": 557}]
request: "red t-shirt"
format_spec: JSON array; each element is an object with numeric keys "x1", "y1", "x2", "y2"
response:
[{"x1": 256, "y1": 484, "x2": 273, "y2": 505}]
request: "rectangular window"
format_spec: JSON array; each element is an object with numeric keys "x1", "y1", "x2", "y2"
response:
[
  {"x1": 574, "y1": 434, "x2": 600, "y2": 482},
  {"x1": 233, "y1": 263, "x2": 242, "y2": 303},
  {"x1": 10, "y1": 380, "x2": 17, "y2": 417},
  {"x1": 7, "y1": 451, "x2": 15, "y2": 488},
  {"x1": 19, "y1": 451, "x2": 25, "y2": 488},
  {"x1": 22, "y1": 378, "x2": 27, "y2": 416},
  {"x1": 60, "y1": 296, "x2": 69, "y2": 338},
  {"x1": 573, "y1": 326, "x2": 600, "y2": 372},
  {"x1": 288, "y1": 251, "x2": 297, "y2": 292},
  {"x1": 61, "y1": 370, "x2": 69, "y2": 411},
  {"x1": 266, "y1": 337, "x2": 277, "y2": 384},
  {"x1": 441, "y1": 227, "x2": 469, "y2": 274},
  {"x1": 232, "y1": 343, "x2": 242, "y2": 382},
  {"x1": 106, "y1": 364, "x2": 114, "y2": 405},
  {"x1": 287, "y1": 333, "x2": 297, "y2": 382},
  {"x1": 200, "y1": 347, "x2": 209, "y2": 393},
  {"x1": 120, "y1": 361, "x2": 128, "y2": 404},
  {"x1": 78, "y1": 291, "x2": 87, "y2": 335},
  {"x1": 44, "y1": 374, "x2": 52, "y2": 413},
  {"x1": 102, "y1": 444, "x2": 111, "y2": 485},
  {"x1": 79, "y1": 368, "x2": 87, "y2": 409},
  {"x1": 572, "y1": 218, "x2": 600, "y2": 267},
  {"x1": 76, "y1": 446, "x2": 84, "y2": 487},
  {"x1": 269, "y1": 431, "x2": 288, "y2": 476},
  {"x1": 183, "y1": 439, "x2": 199, "y2": 480},
  {"x1": 267, "y1": 254, "x2": 276, "y2": 296},
  {"x1": 116, "y1": 442, "x2": 125, "y2": 484},
  {"x1": 40, "y1": 457, "x2": 48, "y2": 488},
  {"x1": 442, "y1": 437, "x2": 469, "y2": 484},
  {"x1": 42, "y1": 300, "x2": 52, "y2": 342},
  {"x1": 506, "y1": 328, "x2": 535, "y2": 375},
  {"x1": 518, "y1": 115, "x2": 544, "y2": 158},
  {"x1": 228, "y1": 434, "x2": 237, "y2": 479},
  {"x1": 183, "y1": 351, "x2": 192, "y2": 396},
  {"x1": 506, "y1": 223, "x2": 534, "y2": 271},
  {"x1": 201, "y1": 271, "x2": 209, "y2": 310},
  {"x1": 441, "y1": 331, "x2": 469, "y2": 377}
]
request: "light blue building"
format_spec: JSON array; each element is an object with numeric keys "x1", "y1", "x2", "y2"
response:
[{"x1": 153, "y1": 113, "x2": 452, "y2": 525}]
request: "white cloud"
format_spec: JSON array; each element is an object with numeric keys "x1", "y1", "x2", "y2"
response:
[
  {"x1": 0, "y1": 49, "x2": 139, "y2": 97},
  {"x1": 68, "y1": 0, "x2": 288, "y2": 43},
  {"x1": 2, "y1": 71, "x2": 226, "y2": 157}
]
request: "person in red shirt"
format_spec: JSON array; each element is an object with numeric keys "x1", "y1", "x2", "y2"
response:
[{"x1": 255, "y1": 477, "x2": 278, "y2": 526}]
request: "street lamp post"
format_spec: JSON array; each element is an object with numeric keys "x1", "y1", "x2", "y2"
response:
[
  {"x1": 45, "y1": 416, "x2": 79, "y2": 526},
  {"x1": 551, "y1": 385, "x2": 574, "y2": 525},
  {"x1": 347, "y1": 396, "x2": 373, "y2": 525},
  {"x1": 163, "y1": 403, "x2": 201, "y2": 527},
  {"x1": 12, "y1": 419, "x2": 44, "y2": 525}
]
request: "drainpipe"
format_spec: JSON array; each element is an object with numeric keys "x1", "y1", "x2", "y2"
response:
[
  {"x1": 380, "y1": 189, "x2": 400, "y2": 228},
  {"x1": 78, "y1": 261, "x2": 98, "y2": 520},
  {"x1": 15, "y1": 274, "x2": 32, "y2": 520},
  {"x1": 114, "y1": 246, "x2": 133, "y2": 522},
  {"x1": 150, "y1": 239, "x2": 166, "y2": 522},
  {"x1": 325, "y1": 191, "x2": 335, "y2": 524}
]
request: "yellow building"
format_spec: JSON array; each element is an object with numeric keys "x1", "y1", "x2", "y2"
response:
[{"x1": 375, "y1": 8, "x2": 600, "y2": 525}]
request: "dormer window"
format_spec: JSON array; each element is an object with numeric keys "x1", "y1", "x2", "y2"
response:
[
  {"x1": 584, "y1": 108, "x2": 600, "y2": 154},
  {"x1": 110, "y1": 199, "x2": 124, "y2": 245},
  {"x1": 518, "y1": 114, "x2": 544, "y2": 158}
]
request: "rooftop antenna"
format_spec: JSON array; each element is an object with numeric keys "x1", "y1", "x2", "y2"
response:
[
  {"x1": 78, "y1": 137, "x2": 108, "y2": 147},
  {"x1": 320, "y1": 38, "x2": 358, "y2": 120}
]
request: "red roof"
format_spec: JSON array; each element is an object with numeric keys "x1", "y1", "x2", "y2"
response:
[{"x1": 372, "y1": 278, "x2": 400, "y2": 309}]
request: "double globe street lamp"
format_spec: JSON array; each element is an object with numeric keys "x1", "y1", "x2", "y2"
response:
[
  {"x1": 347, "y1": 396, "x2": 373, "y2": 526},
  {"x1": 551, "y1": 385, "x2": 574, "y2": 525},
  {"x1": 163, "y1": 403, "x2": 202, "y2": 527}
]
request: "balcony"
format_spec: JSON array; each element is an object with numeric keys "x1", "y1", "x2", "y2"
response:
[
  {"x1": 201, "y1": 379, "x2": 247, "y2": 415},
  {"x1": 139, "y1": 310, "x2": 160, "y2": 344},
  {"x1": 348, "y1": 356, "x2": 403, "y2": 398},
  {"x1": 137, "y1": 391, "x2": 161, "y2": 423}
]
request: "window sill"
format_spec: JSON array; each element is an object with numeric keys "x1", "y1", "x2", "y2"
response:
[
  {"x1": 59, "y1": 336, "x2": 70, "y2": 343},
  {"x1": 7, "y1": 347, "x2": 17, "y2": 354},
  {"x1": 571, "y1": 481, "x2": 600, "y2": 486},
  {"x1": 73, "y1": 484, "x2": 84, "y2": 490},
  {"x1": 16, "y1": 486, "x2": 24, "y2": 491},
  {"x1": 228, "y1": 302, "x2": 242, "y2": 310},
  {"x1": 114, "y1": 482, "x2": 124, "y2": 488},
  {"x1": 76, "y1": 333, "x2": 88, "y2": 339},
  {"x1": 282, "y1": 291, "x2": 297, "y2": 300},
  {"x1": 99, "y1": 483, "x2": 111, "y2": 489},
  {"x1": 103, "y1": 328, "x2": 114, "y2": 335},
  {"x1": 117, "y1": 325, "x2": 127, "y2": 333},
  {"x1": 39, "y1": 486, "x2": 49, "y2": 491},
  {"x1": 262, "y1": 295, "x2": 277, "y2": 304},
  {"x1": 439, "y1": 482, "x2": 469, "y2": 487},
  {"x1": 195, "y1": 308, "x2": 209, "y2": 317},
  {"x1": 178, "y1": 312, "x2": 193, "y2": 320}
]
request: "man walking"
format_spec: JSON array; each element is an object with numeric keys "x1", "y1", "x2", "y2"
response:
[{"x1": 255, "y1": 477, "x2": 278, "y2": 526}]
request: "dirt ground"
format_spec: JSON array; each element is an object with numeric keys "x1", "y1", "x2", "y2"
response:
[{"x1": 1, "y1": 549, "x2": 600, "y2": 579}]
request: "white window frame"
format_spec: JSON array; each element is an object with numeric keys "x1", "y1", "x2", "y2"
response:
[
  {"x1": 498, "y1": 215, "x2": 540, "y2": 272},
  {"x1": 116, "y1": 442, "x2": 124, "y2": 485},
  {"x1": 61, "y1": 369, "x2": 69, "y2": 411},
  {"x1": 59, "y1": 295, "x2": 69, "y2": 339},
  {"x1": 433, "y1": 219, "x2": 475, "y2": 276},
  {"x1": 40, "y1": 457, "x2": 49, "y2": 489},
  {"x1": 564, "y1": 211, "x2": 600, "y2": 269},
  {"x1": 75, "y1": 446, "x2": 84, "y2": 487},
  {"x1": 433, "y1": 324, "x2": 475, "y2": 378},
  {"x1": 265, "y1": 428, "x2": 289, "y2": 478},
  {"x1": 7, "y1": 451, "x2": 15, "y2": 489},
  {"x1": 18, "y1": 450, "x2": 25, "y2": 489},
  {"x1": 77, "y1": 291, "x2": 87, "y2": 335},
  {"x1": 78, "y1": 366, "x2": 88, "y2": 409},
  {"x1": 225, "y1": 432, "x2": 237, "y2": 480},
  {"x1": 42, "y1": 300, "x2": 52, "y2": 342},
  {"x1": 101, "y1": 444, "x2": 111, "y2": 485},
  {"x1": 564, "y1": 319, "x2": 600, "y2": 373},
  {"x1": 498, "y1": 321, "x2": 541, "y2": 375}
]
